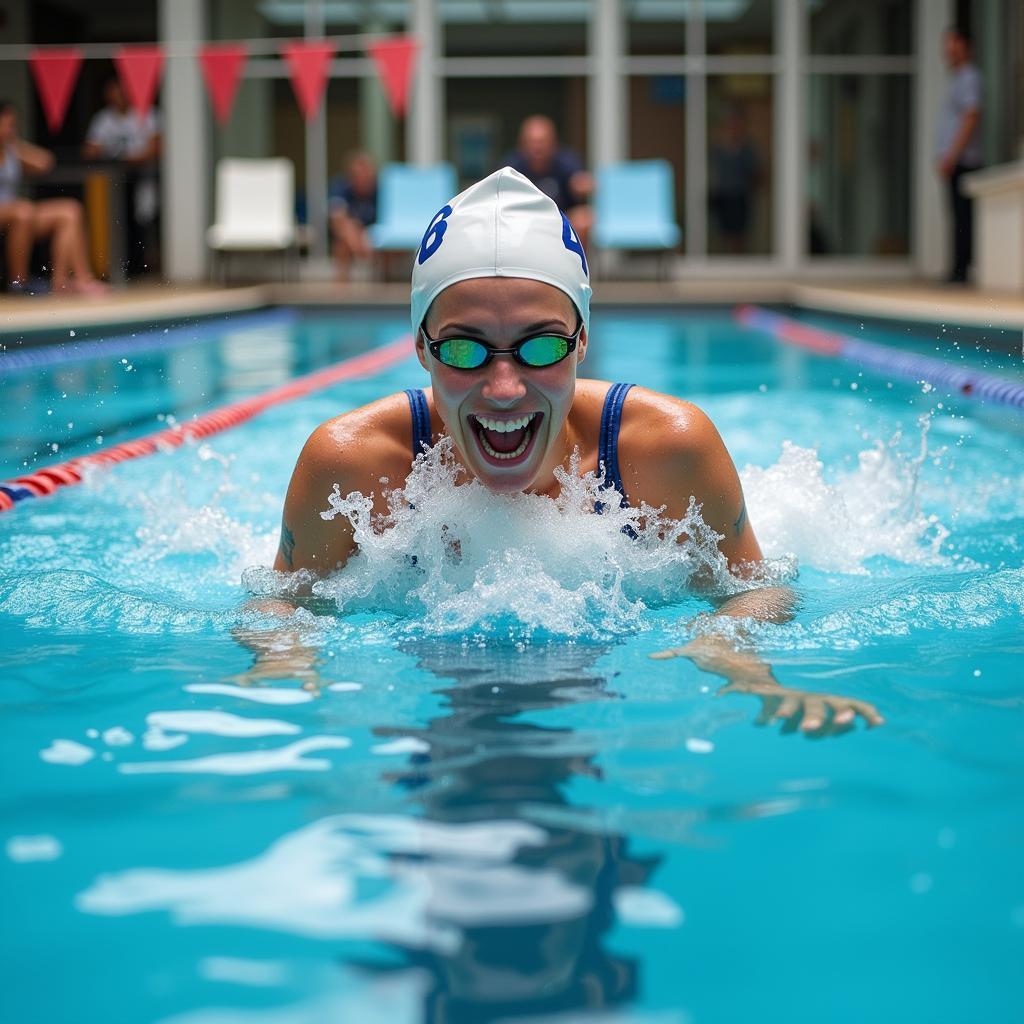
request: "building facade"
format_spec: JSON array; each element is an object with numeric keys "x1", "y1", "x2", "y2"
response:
[{"x1": 4, "y1": 0, "x2": 1021, "y2": 282}]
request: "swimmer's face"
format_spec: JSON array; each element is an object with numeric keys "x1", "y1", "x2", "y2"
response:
[{"x1": 417, "y1": 278, "x2": 587, "y2": 494}]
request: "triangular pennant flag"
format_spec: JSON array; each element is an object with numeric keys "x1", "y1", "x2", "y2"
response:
[
  {"x1": 281, "y1": 41, "x2": 334, "y2": 121},
  {"x1": 113, "y1": 45, "x2": 164, "y2": 119},
  {"x1": 197, "y1": 44, "x2": 247, "y2": 124},
  {"x1": 367, "y1": 37, "x2": 418, "y2": 117},
  {"x1": 28, "y1": 48, "x2": 84, "y2": 134}
]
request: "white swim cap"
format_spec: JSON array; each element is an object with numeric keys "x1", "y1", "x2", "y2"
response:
[{"x1": 410, "y1": 166, "x2": 591, "y2": 336}]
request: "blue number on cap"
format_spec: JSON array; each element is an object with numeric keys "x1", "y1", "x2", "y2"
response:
[
  {"x1": 561, "y1": 213, "x2": 588, "y2": 276},
  {"x1": 418, "y1": 204, "x2": 453, "y2": 265}
]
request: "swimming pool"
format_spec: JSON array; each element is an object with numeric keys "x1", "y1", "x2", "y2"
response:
[{"x1": 2, "y1": 306, "x2": 1022, "y2": 1023}]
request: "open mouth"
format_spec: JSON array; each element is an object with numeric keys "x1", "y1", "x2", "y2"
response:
[{"x1": 469, "y1": 412, "x2": 542, "y2": 466}]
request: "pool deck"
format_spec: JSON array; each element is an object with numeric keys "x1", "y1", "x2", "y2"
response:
[{"x1": 2, "y1": 278, "x2": 1024, "y2": 337}]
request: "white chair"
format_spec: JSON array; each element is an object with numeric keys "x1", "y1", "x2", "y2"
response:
[{"x1": 207, "y1": 158, "x2": 298, "y2": 282}]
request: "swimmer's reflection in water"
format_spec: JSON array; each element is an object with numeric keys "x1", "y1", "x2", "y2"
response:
[{"x1": 351, "y1": 641, "x2": 660, "y2": 1023}]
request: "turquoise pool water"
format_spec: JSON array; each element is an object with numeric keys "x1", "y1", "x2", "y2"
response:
[{"x1": 1, "y1": 307, "x2": 1022, "y2": 1023}]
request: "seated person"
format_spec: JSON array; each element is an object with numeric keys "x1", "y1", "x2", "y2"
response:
[
  {"x1": 504, "y1": 115, "x2": 593, "y2": 252},
  {"x1": 0, "y1": 100, "x2": 108, "y2": 295},
  {"x1": 273, "y1": 168, "x2": 882, "y2": 736},
  {"x1": 328, "y1": 151, "x2": 377, "y2": 281},
  {"x1": 82, "y1": 76, "x2": 161, "y2": 277}
]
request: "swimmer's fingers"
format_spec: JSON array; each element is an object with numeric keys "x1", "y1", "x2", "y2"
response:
[
  {"x1": 798, "y1": 695, "x2": 828, "y2": 733},
  {"x1": 649, "y1": 645, "x2": 688, "y2": 660},
  {"x1": 843, "y1": 696, "x2": 885, "y2": 728}
]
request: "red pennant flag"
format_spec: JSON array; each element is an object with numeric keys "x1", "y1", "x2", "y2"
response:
[
  {"x1": 197, "y1": 44, "x2": 247, "y2": 124},
  {"x1": 113, "y1": 45, "x2": 164, "y2": 119},
  {"x1": 281, "y1": 41, "x2": 333, "y2": 121},
  {"x1": 367, "y1": 37, "x2": 418, "y2": 117},
  {"x1": 28, "y1": 48, "x2": 84, "y2": 134}
]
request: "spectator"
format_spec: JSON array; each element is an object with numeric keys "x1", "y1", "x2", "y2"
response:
[
  {"x1": 0, "y1": 101, "x2": 108, "y2": 296},
  {"x1": 82, "y1": 76, "x2": 161, "y2": 277},
  {"x1": 328, "y1": 151, "x2": 377, "y2": 281},
  {"x1": 504, "y1": 115, "x2": 593, "y2": 252},
  {"x1": 936, "y1": 27, "x2": 983, "y2": 284},
  {"x1": 709, "y1": 108, "x2": 759, "y2": 254}
]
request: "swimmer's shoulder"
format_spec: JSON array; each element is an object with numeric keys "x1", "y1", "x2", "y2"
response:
[
  {"x1": 612, "y1": 386, "x2": 732, "y2": 508},
  {"x1": 297, "y1": 391, "x2": 417, "y2": 494}
]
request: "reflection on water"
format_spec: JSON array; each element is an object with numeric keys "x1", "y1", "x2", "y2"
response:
[{"x1": 355, "y1": 640, "x2": 665, "y2": 1023}]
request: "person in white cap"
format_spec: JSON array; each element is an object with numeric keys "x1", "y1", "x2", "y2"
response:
[{"x1": 273, "y1": 167, "x2": 882, "y2": 735}]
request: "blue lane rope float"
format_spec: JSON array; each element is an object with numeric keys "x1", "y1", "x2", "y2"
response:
[
  {"x1": 736, "y1": 305, "x2": 1024, "y2": 411},
  {"x1": 0, "y1": 308, "x2": 299, "y2": 376}
]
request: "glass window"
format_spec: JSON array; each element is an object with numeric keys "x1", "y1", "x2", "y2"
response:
[
  {"x1": 626, "y1": 0, "x2": 688, "y2": 56},
  {"x1": 808, "y1": 0, "x2": 913, "y2": 56},
  {"x1": 806, "y1": 74, "x2": 911, "y2": 256},
  {"x1": 706, "y1": 74, "x2": 773, "y2": 255},
  {"x1": 706, "y1": 0, "x2": 774, "y2": 57},
  {"x1": 628, "y1": 75, "x2": 685, "y2": 237},
  {"x1": 443, "y1": 0, "x2": 588, "y2": 57}
]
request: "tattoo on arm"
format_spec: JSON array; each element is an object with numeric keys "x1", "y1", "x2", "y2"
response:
[
  {"x1": 279, "y1": 521, "x2": 296, "y2": 568},
  {"x1": 733, "y1": 499, "x2": 748, "y2": 537}
]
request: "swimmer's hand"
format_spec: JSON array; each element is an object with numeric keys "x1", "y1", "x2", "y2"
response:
[{"x1": 652, "y1": 636, "x2": 884, "y2": 736}]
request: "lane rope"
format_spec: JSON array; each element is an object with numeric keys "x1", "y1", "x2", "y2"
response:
[
  {"x1": 736, "y1": 305, "x2": 1024, "y2": 412},
  {"x1": 0, "y1": 333, "x2": 414, "y2": 514}
]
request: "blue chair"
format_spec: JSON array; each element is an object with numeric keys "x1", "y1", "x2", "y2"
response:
[
  {"x1": 368, "y1": 163, "x2": 458, "y2": 253},
  {"x1": 593, "y1": 160, "x2": 681, "y2": 277}
]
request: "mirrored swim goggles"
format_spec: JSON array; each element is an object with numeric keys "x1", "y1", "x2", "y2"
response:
[{"x1": 421, "y1": 317, "x2": 583, "y2": 370}]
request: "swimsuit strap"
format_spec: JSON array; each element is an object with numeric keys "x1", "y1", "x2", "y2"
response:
[
  {"x1": 404, "y1": 388, "x2": 432, "y2": 462},
  {"x1": 596, "y1": 382, "x2": 634, "y2": 511}
]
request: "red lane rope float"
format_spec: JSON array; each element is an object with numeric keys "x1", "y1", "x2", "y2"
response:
[{"x1": 0, "y1": 333, "x2": 415, "y2": 514}]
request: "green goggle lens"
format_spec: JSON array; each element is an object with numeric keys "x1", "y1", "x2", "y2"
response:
[
  {"x1": 518, "y1": 335, "x2": 570, "y2": 366},
  {"x1": 436, "y1": 338, "x2": 488, "y2": 369},
  {"x1": 435, "y1": 334, "x2": 570, "y2": 369}
]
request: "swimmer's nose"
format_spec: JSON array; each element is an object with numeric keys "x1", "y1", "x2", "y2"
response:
[{"x1": 481, "y1": 355, "x2": 527, "y2": 406}]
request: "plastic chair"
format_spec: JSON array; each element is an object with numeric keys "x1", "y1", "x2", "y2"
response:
[
  {"x1": 368, "y1": 163, "x2": 458, "y2": 253},
  {"x1": 207, "y1": 158, "x2": 298, "y2": 282},
  {"x1": 593, "y1": 160, "x2": 681, "y2": 277}
]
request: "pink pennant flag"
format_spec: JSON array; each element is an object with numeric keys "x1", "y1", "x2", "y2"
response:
[
  {"x1": 367, "y1": 37, "x2": 418, "y2": 117},
  {"x1": 113, "y1": 45, "x2": 164, "y2": 119},
  {"x1": 281, "y1": 41, "x2": 334, "y2": 121},
  {"x1": 28, "y1": 48, "x2": 84, "y2": 134},
  {"x1": 198, "y1": 44, "x2": 247, "y2": 124}
]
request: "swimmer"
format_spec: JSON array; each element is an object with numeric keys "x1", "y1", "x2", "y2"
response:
[{"x1": 273, "y1": 168, "x2": 882, "y2": 736}]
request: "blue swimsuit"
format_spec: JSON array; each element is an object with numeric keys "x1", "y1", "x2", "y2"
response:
[{"x1": 403, "y1": 382, "x2": 634, "y2": 510}]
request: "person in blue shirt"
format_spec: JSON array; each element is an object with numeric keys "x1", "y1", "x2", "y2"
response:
[
  {"x1": 505, "y1": 115, "x2": 594, "y2": 253},
  {"x1": 328, "y1": 151, "x2": 378, "y2": 281},
  {"x1": 935, "y1": 28, "x2": 983, "y2": 284}
]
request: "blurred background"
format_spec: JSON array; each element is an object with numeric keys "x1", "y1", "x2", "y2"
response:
[{"x1": 0, "y1": 0, "x2": 1021, "y2": 287}]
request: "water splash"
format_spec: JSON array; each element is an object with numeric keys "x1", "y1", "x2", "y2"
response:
[{"x1": 246, "y1": 438, "x2": 791, "y2": 640}]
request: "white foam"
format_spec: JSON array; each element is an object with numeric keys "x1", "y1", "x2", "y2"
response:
[
  {"x1": 372, "y1": 738, "x2": 430, "y2": 756},
  {"x1": 143, "y1": 727, "x2": 189, "y2": 751},
  {"x1": 117, "y1": 736, "x2": 350, "y2": 776},
  {"x1": 184, "y1": 683, "x2": 314, "y2": 705},
  {"x1": 6, "y1": 835, "x2": 63, "y2": 862},
  {"x1": 613, "y1": 886, "x2": 685, "y2": 928},
  {"x1": 102, "y1": 726, "x2": 134, "y2": 746},
  {"x1": 741, "y1": 427, "x2": 950, "y2": 574},
  {"x1": 147, "y1": 710, "x2": 300, "y2": 738},
  {"x1": 685, "y1": 738, "x2": 714, "y2": 754},
  {"x1": 245, "y1": 438, "x2": 784, "y2": 640},
  {"x1": 197, "y1": 957, "x2": 288, "y2": 987},
  {"x1": 327, "y1": 681, "x2": 363, "y2": 692},
  {"x1": 40, "y1": 739, "x2": 94, "y2": 766}
]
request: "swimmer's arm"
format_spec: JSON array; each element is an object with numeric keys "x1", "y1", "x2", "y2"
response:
[{"x1": 274, "y1": 423, "x2": 357, "y2": 575}]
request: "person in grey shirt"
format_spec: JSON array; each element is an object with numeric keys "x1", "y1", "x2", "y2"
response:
[{"x1": 936, "y1": 27, "x2": 983, "y2": 284}]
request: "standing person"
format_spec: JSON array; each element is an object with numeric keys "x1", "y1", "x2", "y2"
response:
[
  {"x1": 82, "y1": 76, "x2": 161, "y2": 277},
  {"x1": 505, "y1": 115, "x2": 593, "y2": 254},
  {"x1": 936, "y1": 27, "x2": 983, "y2": 284},
  {"x1": 709, "y1": 108, "x2": 759, "y2": 254},
  {"x1": 0, "y1": 101, "x2": 108, "y2": 296},
  {"x1": 328, "y1": 151, "x2": 377, "y2": 281}
]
